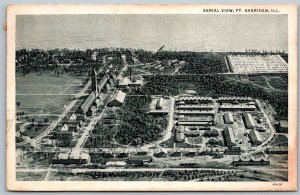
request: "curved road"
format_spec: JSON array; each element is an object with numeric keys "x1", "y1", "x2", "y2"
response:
[{"x1": 140, "y1": 97, "x2": 175, "y2": 150}]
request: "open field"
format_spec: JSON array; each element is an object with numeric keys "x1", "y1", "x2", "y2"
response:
[
  {"x1": 248, "y1": 75, "x2": 270, "y2": 88},
  {"x1": 266, "y1": 76, "x2": 288, "y2": 90},
  {"x1": 16, "y1": 72, "x2": 84, "y2": 85},
  {"x1": 16, "y1": 72, "x2": 86, "y2": 115},
  {"x1": 16, "y1": 95, "x2": 73, "y2": 114},
  {"x1": 17, "y1": 85, "x2": 82, "y2": 94},
  {"x1": 16, "y1": 171, "x2": 47, "y2": 181}
]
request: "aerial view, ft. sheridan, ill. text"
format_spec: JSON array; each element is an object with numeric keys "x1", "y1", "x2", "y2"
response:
[{"x1": 7, "y1": 4, "x2": 298, "y2": 191}]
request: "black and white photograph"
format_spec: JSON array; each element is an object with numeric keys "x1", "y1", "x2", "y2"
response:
[{"x1": 6, "y1": 4, "x2": 297, "y2": 191}]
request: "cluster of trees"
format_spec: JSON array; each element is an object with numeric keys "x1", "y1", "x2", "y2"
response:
[
  {"x1": 178, "y1": 53, "x2": 228, "y2": 74},
  {"x1": 20, "y1": 123, "x2": 46, "y2": 138},
  {"x1": 90, "y1": 153, "x2": 114, "y2": 163},
  {"x1": 16, "y1": 111, "x2": 25, "y2": 119},
  {"x1": 130, "y1": 82, "x2": 180, "y2": 96},
  {"x1": 15, "y1": 48, "x2": 134, "y2": 74},
  {"x1": 84, "y1": 118, "x2": 116, "y2": 148},
  {"x1": 197, "y1": 75, "x2": 288, "y2": 119},
  {"x1": 142, "y1": 74, "x2": 288, "y2": 119},
  {"x1": 135, "y1": 50, "x2": 228, "y2": 74},
  {"x1": 85, "y1": 134, "x2": 113, "y2": 148},
  {"x1": 114, "y1": 96, "x2": 167, "y2": 146},
  {"x1": 203, "y1": 130, "x2": 219, "y2": 137},
  {"x1": 85, "y1": 169, "x2": 238, "y2": 181},
  {"x1": 87, "y1": 171, "x2": 161, "y2": 180},
  {"x1": 161, "y1": 169, "x2": 237, "y2": 181}
]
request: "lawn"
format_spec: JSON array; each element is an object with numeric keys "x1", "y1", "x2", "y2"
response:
[
  {"x1": 16, "y1": 171, "x2": 47, "y2": 181},
  {"x1": 186, "y1": 136, "x2": 204, "y2": 145},
  {"x1": 16, "y1": 95, "x2": 73, "y2": 114},
  {"x1": 248, "y1": 76, "x2": 270, "y2": 88},
  {"x1": 16, "y1": 72, "x2": 86, "y2": 114},
  {"x1": 266, "y1": 76, "x2": 288, "y2": 90},
  {"x1": 269, "y1": 134, "x2": 288, "y2": 146},
  {"x1": 16, "y1": 72, "x2": 84, "y2": 85}
]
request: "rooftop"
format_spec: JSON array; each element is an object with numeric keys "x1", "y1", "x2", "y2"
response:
[{"x1": 110, "y1": 90, "x2": 126, "y2": 104}]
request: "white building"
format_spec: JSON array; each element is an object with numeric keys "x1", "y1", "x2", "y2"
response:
[{"x1": 108, "y1": 90, "x2": 126, "y2": 107}]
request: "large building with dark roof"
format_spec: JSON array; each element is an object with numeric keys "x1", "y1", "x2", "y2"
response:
[
  {"x1": 243, "y1": 112, "x2": 255, "y2": 129},
  {"x1": 223, "y1": 127, "x2": 236, "y2": 147},
  {"x1": 76, "y1": 69, "x2": 115, "y2": 117},
  {"x1": 249, "y1": 129, "x2": 262, "y2": 146},
  {"x1": 77, "y1": 91, "x2": 97, "y2": 116}
]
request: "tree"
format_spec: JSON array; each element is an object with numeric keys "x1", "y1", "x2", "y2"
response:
[
  {"x1": 207, "y1": 138, "x2": 218, "y2": 146},
  {"x1": 16, "y1": 102, "x2": 20, "y2": 108},
  {"x1": 31, "y1": 118, "x2": 35, "y2": 124},
  {"x1": 44, "y1": 118, "x2": 49, "y2": 124}
]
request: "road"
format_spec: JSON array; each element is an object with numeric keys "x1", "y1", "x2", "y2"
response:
[
  {"x1": 140, "y1": 97, "x2": 175, "y2": 150},
  {"x1": 75, "y1": 90, "x2": 116, "y2": 149},
  {"x1": 246, "y1": 99, "x2": 276, "y2": 156},
  {"x1": 16, "y1": 80, "x2": 91, "y2": 147}
]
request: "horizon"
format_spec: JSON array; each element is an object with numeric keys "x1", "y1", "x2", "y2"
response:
[
  {"x1": 15, "y1": 47, "x2": 288, "y2": 54},
  {"x1": 16, "y1": 14, "x2": 288, "y2": 52}
]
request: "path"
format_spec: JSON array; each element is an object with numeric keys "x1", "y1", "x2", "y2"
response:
[
  {"x1": 44, "y1": 164, "x2": 52, "y2": 181},
  {"x1": 17, "y1": 80, "x2": 91, "y2": 147},
  {"x1": 246, "y1": 99, "x2": 276, "y2": 156},
  {"x1": 140, "y1": 97, "x2": 175, "y2": 150},
  {"x1": 75, "y1": 89, "x2": 115, "y2": 149}
]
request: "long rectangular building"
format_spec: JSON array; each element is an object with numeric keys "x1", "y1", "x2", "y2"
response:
[
  {"x1": 227, "y1": 54, "x2": 288, "y2": 73},
  {"x1": 224, "y1": 112, "x2": 234, "y2": 124},
  {"x1": 219, "y1": 104, "x2": 256, "y2": 111},
  {"x1": 249, "y1": 129, "x2": 262, "y2": 146},
  {"x1": 77, "y1": 92, "x2": 97, "y2": 114},
  {"x1": 177, "y1": 105, "x2": 214, "y2": 110},
  {"x1": 176, "y1": 96, "x2": 213, "y2": 104},
  {"x1": 176, "y1": 110, "x2": 215, "y2": 115},
  {"x1": 243, "y1": 112, "x2": 255, "y2": 129},
  {"x1": 217, "y1": 97, "x2": 253, "y2": 103},
  {"x1": 223, "y1": 127, "x2": 236, "y2": 147},
  {"x1": 177, "y1": 121, "x2": 213, "y2": 126}
]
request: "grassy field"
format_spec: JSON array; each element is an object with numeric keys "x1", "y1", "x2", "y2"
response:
[
  {"x1": 16, "y1": 72, "x2": 86, "y2": 114},
  {"x1": 16, "y1": 72, "x2": 84, "y2": 85},
  {"x1": 16, "y1": 171, "x2": 47, "y2": 181},
  {"x1": 266, "y1": 76, "x2": 288, "y2": 90},
  {"x1": 269, "y1": 134, "x2": 288, "y2": 146},
  {"x1": 17, "y1": 95, "x2": 73, "y2": 114},
  {"x1": 248, "y1": 75, "x2": 270, "y2": 88}
]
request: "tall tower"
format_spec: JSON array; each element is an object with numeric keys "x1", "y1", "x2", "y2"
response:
[{"x1": 91, "y1": 69, "x2": 98, "y2": 94}]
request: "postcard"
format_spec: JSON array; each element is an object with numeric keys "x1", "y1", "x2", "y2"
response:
[{"x1": 6, "y1": 4, "x2": 297, "y2": 191}]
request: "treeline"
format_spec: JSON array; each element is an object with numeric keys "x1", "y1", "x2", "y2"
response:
[
  {"x1": 198, "y1": 75, "x2": 288, "y2": 119},
  {"x1": 85, "y1": 169, "x2": 238, "y2": 181},
  {"x1": 115, "y1": 96, "x2": 167, "y2": 146},
  {"x1": 140, "y1": 74, "x2": 288, "y2": 119},
  {"x1": 16, "y1": 48, "x2": 134, "y2": 74},
  {"x1": 130, "y1": 82, "x2": 181, "y2": 96},
  {"x1": 135, "y1": 50, "x2": 228, "y2": 74}
]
